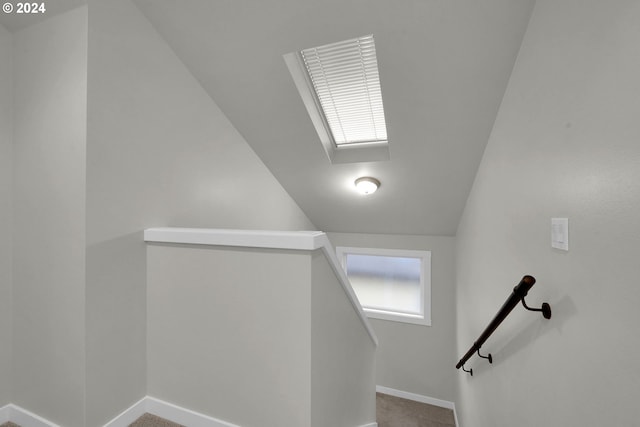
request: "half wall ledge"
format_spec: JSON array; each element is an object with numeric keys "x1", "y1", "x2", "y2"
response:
[{"x1": 143, "y1": 227, "x2": 378, "y2": 346}]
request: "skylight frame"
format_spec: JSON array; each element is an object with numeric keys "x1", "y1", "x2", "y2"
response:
[{"x1": 284, "y1": 35, "x2": 390, "y2": 164}]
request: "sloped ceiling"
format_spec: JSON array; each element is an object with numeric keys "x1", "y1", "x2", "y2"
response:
[
  {"x1": 132, "y1": 0, "x2": 536, "y2": 236},
  {"x1": 4, "y1": 0, "x2": 536, "y2": 236}
]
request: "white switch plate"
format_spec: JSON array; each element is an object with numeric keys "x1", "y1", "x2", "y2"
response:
[{"x1": 551, "y1": 218, "x2": 569, "y2": 251}]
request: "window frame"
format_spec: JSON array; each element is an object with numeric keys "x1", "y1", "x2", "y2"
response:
[
  {"x1": 283, "y1": 36, "x2": 391, "y2": 165},
  {"x1": 336, "y1": 246, "x2": 432, "y2": 326}
]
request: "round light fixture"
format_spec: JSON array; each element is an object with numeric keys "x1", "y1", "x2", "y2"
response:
[{"x1": 354, "y1": 177, "x2": 380, "y2": 195}]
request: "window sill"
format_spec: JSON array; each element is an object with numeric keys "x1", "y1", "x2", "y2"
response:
[{"x1": 364, "y1": 308, "x2": 431, "y2": 326}]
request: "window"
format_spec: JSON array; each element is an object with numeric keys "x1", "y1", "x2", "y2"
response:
[
  {"x1": 300, "y1": 35, "x2": 387, "y2": 147},
  {"x1": 284, "y1": 35, "x2": 390, "y2": 164},
  {"x1": 336, "y1": 247, "x2": 431, "y2": 326}
]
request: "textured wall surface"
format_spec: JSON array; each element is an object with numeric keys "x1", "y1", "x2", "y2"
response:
[
  {"x1": 310, "y1": 251, "x2": 377, "y2": 426},
  {"x1": 328, "y1": 232, "x2": 457, "y2": 402},
  {"x1": 147, "y1": 244, "x2": 377, "y2": 427},
  {"x1": 85, "y1": 0, "x2": 314, "y2": 424},
  {"x1": 147, "y1": 245, "x2": 313, "y2": 426},
  {"x1": 12, "y1": 7, "x2": 88, "y2": 427},
  {"x1": 455, "y1": 1, "x2": 640, "y2": 425},
  {"x1": 0, "y1": 23, "x2": 12, "y2": 407}
]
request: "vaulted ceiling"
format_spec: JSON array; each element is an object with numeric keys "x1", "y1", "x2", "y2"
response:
[
  {"x1": 132, "y1": 0, "x2": 536, "y2": 236},
  {"x1": 2, "y1": 0, "x2": 536, "y2": 236}
]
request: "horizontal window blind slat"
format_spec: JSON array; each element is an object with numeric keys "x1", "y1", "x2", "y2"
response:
[
  {"x1": 305, "y1": 61, "x2": 378, "y2": 73},
  {"x1": 313, "y1": 78, "x2": 381, "y2": 90},
  {"x1": 306, "y1": 66, "x2": 379, "y2": 80},
  {"x1": 304, "y1": 53, "x2": 378, "y2": 67},
  {"x1": 324, "y1": 107, "x2": 380, "y2": 118},
  {"x1": 317, "y1": 94, "x2": 383, "y2": 105},
  {"x1": 310, "y1": 70, "x2": 380, "y2": 84},
  {"x1": 318, "y1": 93, "x2": 382, "y2": 103},
  {"x1": 303, "y1": 36, "x2": 375, "y2": 55}
]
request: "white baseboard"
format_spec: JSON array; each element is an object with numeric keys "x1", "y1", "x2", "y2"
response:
[
  {"x1": 0, "y1": 397, "x2": 235, "y2": 427},
  {"x1": 376, "y1": 385, "x2": 459, "y2": 427},
  {"x1": 7, "y1": 404, "x2": 60, "y2": 427},
  {"x1": 144, "y1": 396, "x2": 239, "y2": 427},
  {"x1": 102, "y1": 397, "x2": 147, "y2": 427},
  {"x1": 454, "y1": 405, "x2": 459, "y2": 427},
  {"x1": 105, "y1": 395, "x2": 377, "y2": 427},
  {"x1": 376, "y1": 385, "x2": 454, "y2": 409},
  {"x1": 4, "y1": 396, "x2": 379, "y2": 427},
  {"x1": 102, "y1": 396, "x2": 239, "y2": 427}
]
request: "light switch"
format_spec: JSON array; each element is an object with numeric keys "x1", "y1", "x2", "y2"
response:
[{"x1": 551, "y1": 218, "x2": 569, "y2": 251}]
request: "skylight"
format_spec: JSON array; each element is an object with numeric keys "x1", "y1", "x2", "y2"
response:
[
  {"x1": 284, "y1": 34, "x2": 390, "y2": 163},
  {"x1": 299, "y1": 35, "x2": 388, "y2": 147}
]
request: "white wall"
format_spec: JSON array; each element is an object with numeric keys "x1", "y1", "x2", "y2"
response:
[
  {"x1": 84, "y1": 0, "x2": 315, "y2": 424},
  {"x1": 147, "y1": 243, "x2": 377, "y2": 427},
  {"x1": 0, "y1": 23, "x2": 12, "y2": 407},
  {"x1": 455, "y1": 1, "x2": 640, "y2": 425},
  {"x1": 310, "y1": 251, "x2": 377, "y2": 426},
  {"x1": 327, "y1": 232, "x2": 457, "y2": 402},
  {"x1": 147, "y1": 245, "x2": 313, "y2": 427},
  {"x1": 12, "y1": 7, "x2": 88, "y2": 427}
]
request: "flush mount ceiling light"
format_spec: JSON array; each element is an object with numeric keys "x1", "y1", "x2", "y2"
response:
[{"x1": 355, "y1": 177, "x2": 380, "y2": 195}]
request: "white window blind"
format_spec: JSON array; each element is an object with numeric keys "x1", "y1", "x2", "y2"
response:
[{"x1": 300, "y1": 35, "x2": 388, "y2": 146}]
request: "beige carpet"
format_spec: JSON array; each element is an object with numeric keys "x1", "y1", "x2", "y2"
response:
[
  {"x1": 1, "y1": 393, "x2": 456, "y2": 427},
  {"x1": 129, "y1": 413, "x2": 185, "y2": 426},
  {"x1": 376, "y1": 392, "x2": 456, "y2": 427}
]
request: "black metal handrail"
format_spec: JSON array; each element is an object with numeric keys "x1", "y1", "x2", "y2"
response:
[{"x1": 456, "y1": 275, "x2": 551, "y2": 375}]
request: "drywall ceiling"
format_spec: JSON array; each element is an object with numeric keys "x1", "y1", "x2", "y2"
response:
[
  {"x1": 132, "y1": 0, "x2": 536, "y2": 236},
  {"x1": 4, "y1": 0, "x2": 536, "y2": 236}
]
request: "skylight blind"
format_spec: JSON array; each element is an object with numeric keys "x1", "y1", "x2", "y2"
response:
[{"x1": 301, "y1": 35, "x2": 388, "y2": 146}]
